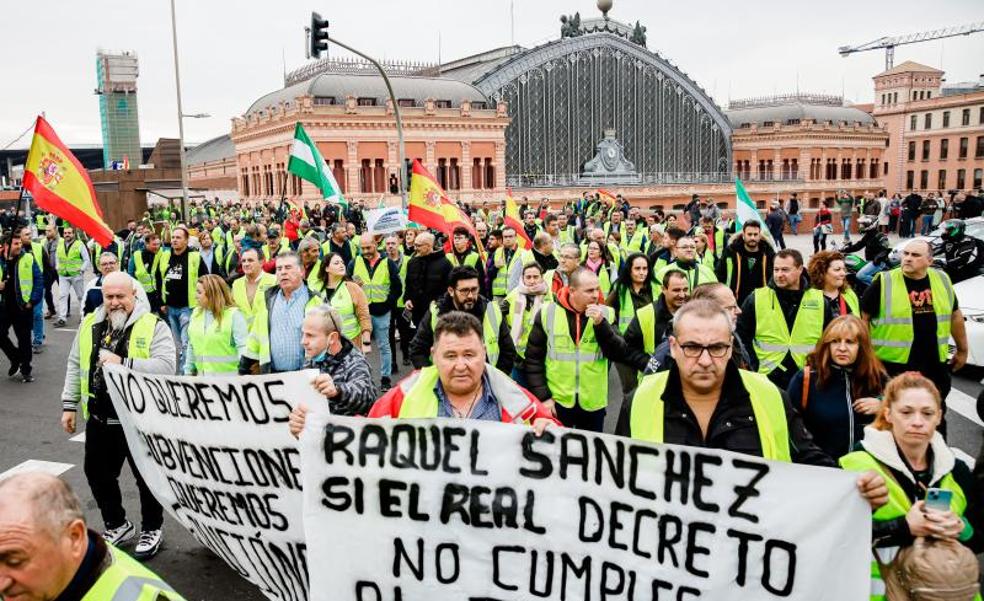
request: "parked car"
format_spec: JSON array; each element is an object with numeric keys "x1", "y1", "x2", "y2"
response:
[
  {"x1": 889, "y1": 217, "x2": 984, "y2": 264},
  {"x1": 951, "y1": 273, "x2": 984, "y2": 367}
]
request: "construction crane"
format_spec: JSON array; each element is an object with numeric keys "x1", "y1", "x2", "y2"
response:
[{"x1": 838, "y1": 21, "x2": 984, "y2": 71}]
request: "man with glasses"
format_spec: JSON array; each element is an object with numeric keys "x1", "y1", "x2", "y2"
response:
[
  {"x1": 653, "y1": 235, "x2": 717, "y2": 291},
  {"x1": 551, "y1": 243, "x2": 581, "y2": 297},
  {"x1": 82, "y1": 252, "x2": 122, "y2": 316},
  {"x1": 351, "y1": 233, "x2": 402, "y2": 391},
  {"x1": 409, "y1": 266, "x2": 515, "y2": 375}
]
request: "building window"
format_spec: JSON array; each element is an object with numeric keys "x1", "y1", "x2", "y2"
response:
[
  {"x1": 437, "y1": 158, "x2": 448, "y2": 189},
  {"x1": 870, "y1": 159, "x2": 879, "y2": 179},
  {"x1": 938, "y1": 170, "x2": 947, "y2": 191},
  {"x1": 922, "y1": 140, "x2": 930, "y2": 161},
  {"x1": 927, "y1": 91, "x2": 931, "y2": 99},
  {"x1": 976, "y1": 136, "x2": 984, "y2": 159},
  {"x1": 359, "y1": 159, "x2": 372, "y2": 193},
  {"x1": 397, "y1": 99, "x2": 415, "y2": 107},
  {"x1": 957, "y1": 169, "x2": 966, "y2": 189},
  {"x1": 762, "y1": 121, "x2": 775, "y2": 127},
  {"x1": 357, "y1": 97, "x2": 377, "y2": 107},
  {"x1": 435, "y1": 100, "x2": 452, "y2": 109},
  {"x1": 919, "y1": 170, "x2": 928, "y2": 189},
  {"x1": 471, "y1": 101, "x2": 487, "y2": 109},
  {"x1": 790, "y1": 158, "x2": 798, "y2": 179},
  {"x1": 484, "y1": 158, "x2": 495, "y2": 189},
  {"x1": 241, "y1": 169, "x2": 249, "y2": 197},
  {"x1": 907, "y1": 141, "x2": 916, "y2": 161},
  {"x1": 884, "y1": 162, "x2": 889, "y2": 176},
  {"x1": 962, "y1": 109, "x2": 971, "y2": 126},
  {"x1": 472, "y1": 158, "x2": 483, "y2": 189},
  {"x1": 910, "y1": 115, "x2": 917, "y2": 131},
  {"x1": 892, "y1": 92, "x2": 898, "y2": 104},
  {"x1": 924, "y1": 113, "x2": 932, "y2": 129},
  {"x1": 856, "y1": 158, "x2": 865, "y2": 179},
  {"x1": 314, "y1": 96, "x2": 336, "y2": 105},
  {"x1": 980, "y1": 106, "x2": 984, "y2": 125},
  {"x1": 333, "y1": 160, "x2": 345, "y2": 193},
  {"x1": 906, "y1": 170, "x2": 914, "y2": 190},
  {"x1": 959, "y1": 137, "x2": 968, "y2": 159},
  {"x1": 448, "y1": 158, "x2": 460, "y2": 190},
  {"x1": 974, "y1": 168, "x2": 983, "y2": 190},
  {"x1": 785, "y1": 119, "x2": 800, "y2": 125},
  {"x1": 842, "y1": 158, "x2": 852, "y2": 180},
  {"x1": 940, "y1": 139, "x2": 949, "y2": 160},
  {"x1": 766, "y1": 160, "x2": 773, "y2": 180}
]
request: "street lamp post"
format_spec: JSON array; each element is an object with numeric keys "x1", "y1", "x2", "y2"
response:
[{"x1": 168, "y1": 0, "x2": 190, "y2": 221}]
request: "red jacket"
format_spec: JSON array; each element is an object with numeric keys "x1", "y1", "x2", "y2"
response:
[
  {"x1": 284, "y1": 214, "x2": 300, "y2": 242},
  {"x1": 369, "y1": 366, "x2": 561, "y2": 425}
]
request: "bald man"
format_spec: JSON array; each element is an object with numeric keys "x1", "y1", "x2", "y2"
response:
[
  {"x1": 404, "y1": 232, "x2": 452, "y2": 326},
  {"x1": 61, "y1": 271, "x2": 176, "y2": 560},
  {"x1": 350, "y1": 233, "x2": 402, "y2": 390},
  {"x1": 0, "y1": 472, "x2": 184, "y2": 600}
]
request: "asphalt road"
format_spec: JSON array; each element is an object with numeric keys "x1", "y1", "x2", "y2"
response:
[{"x1": 0, "y1": 232, "x2": 981, "y2": 600}]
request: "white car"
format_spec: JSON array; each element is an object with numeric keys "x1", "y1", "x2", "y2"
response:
[
  {"x1": 888, "y1": 216, "x2": 984, "y2": 264},
  {"x1": 951, "y1": 274, "x2": 984, "y2": 367}
]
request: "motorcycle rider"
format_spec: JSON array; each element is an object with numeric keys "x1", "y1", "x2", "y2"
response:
[
  {"x1": 842, "y1": 216, "x2": 892, "y2": 287},
  {"x1": 939, "y1": 219, "x2": 984, "y2": 282}
]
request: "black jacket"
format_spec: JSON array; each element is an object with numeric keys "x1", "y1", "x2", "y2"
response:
[
  {"x1": 408, "y1": 293, "x2": 516, "y2": 374},
  {"x1": 404, "y1": 251, "x2": 452, "y2": 325},
  {"x1": 841, "y1": 229, "x2": 891, "y2": 264},
  {"x1": 595, "y1": 296, "x2": 674, "y2": 373},
  {"x1": 715, "y1": 236, "x2": 775, "y2": 305},
  {"x1": 615, "y1": 362, "x2": 834, "y2": 467},
  {"x1": 735, "y1": 277, "x2": 808, "y2": 391},
  {"x1": 347, "y1": 255, "x2": 402, "y2": 316}
]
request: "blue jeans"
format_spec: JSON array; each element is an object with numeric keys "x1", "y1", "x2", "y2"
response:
[
  {"x1": 370, "y1": 313, "x2": 392, "y2": 379},
  {"x1": 841, "y1": 215, "x2": 852, "y2": 240},
  {"x1": 920, "y1": 215, "x2": 934, "y2": 235},
  {"x1": 856, "y1": 261, "x2": 885, "y2": 286},
  {"x1": 166, "y1": 306, "x2": 192, "y2": 370},
  {"x1": 32, "y1": 302, "x2": 43, "y2": 346},
  {"x1": 787, "y1": 213, "x2": 801, "y2": 235}
]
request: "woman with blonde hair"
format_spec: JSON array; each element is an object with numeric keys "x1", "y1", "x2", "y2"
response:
[
  {"x1": 804, "y1": 250, "x2": 859, "y2": 325},
  {"x1": 840, "y1": 372, "x2": 980, "y2": 600},
  {"x1": 787, "y1": 315, "x2": 887, "y2": 459},
  {"x1": 184, "y1": 274, "x2": 247, "y2": 375}
]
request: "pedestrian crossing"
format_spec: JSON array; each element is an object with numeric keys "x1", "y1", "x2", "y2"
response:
[
  {"x1": 946, "y1": 387, "x2": 981, "y2": 468},
  {"x1": 0, "y1": 459, "x2": 74, "y2": 479}
]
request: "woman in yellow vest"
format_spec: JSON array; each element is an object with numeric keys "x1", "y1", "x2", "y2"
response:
[
  {"x1": 312, "y1": 252, "x2": 372, "y2": 349},
  {"x1": 581, "y1": 239, "x2": 616, "y2": 296},
  {"x1": 502, "y1": 262, "x2": 548, "y2": 387},
  {"x1": 183, "y1": 274, "x2": 247, "y2": 375},
  {"x1": 786, "y1": 315, "x2": 888, "y2": 460},
  {"x1": 693, "y1": 231, "x2": 716, "y2": 269},
  {"x1": 605, "y1": 252, "x2": 657, "y2": 395},
  {"x1": 805, "y1": 250, "x2": 860, "y2": 323},
  {"x1": 840, "y1": 372, "x2": 980, "y2": 601}
]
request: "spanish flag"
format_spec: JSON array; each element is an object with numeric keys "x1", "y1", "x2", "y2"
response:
[
  {"x1": 504, "y1": 189, "x2": 532, "y2": 250},
  {"x1": 23, "y1": 116, "x2": 113, "y2": 246},
  {"x1": 597, "y1": 188, "x2": 617, "y2": 205},
  {"x1": 408, "y1": 159, "x2": 475, "y2": 237}
]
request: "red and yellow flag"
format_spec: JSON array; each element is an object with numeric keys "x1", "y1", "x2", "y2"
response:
[
  {"x1": 408, "y1": 159, "x2": 475, "y2": 237},
  {"x1": 23, "y1": 116, "x2": 113, "y2": 246},
  {"x1": 597, "y1": 188, "x2": 617, "y2": 205},
  {"x1": 504, "y1": 188, "x2": 532, "y2": 250}
]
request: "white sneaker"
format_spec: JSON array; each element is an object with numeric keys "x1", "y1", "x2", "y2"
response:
[
  {"x1": 102, "y1": 520, "x2": 135, "y2": 546},
  {"x1": 133, "y1": 528, "x2": 163, "y2": 560}
]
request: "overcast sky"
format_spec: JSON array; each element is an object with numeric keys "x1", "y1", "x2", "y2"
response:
[{"x1": 3, "y1": 0, "x2": 982, "y2": 149}]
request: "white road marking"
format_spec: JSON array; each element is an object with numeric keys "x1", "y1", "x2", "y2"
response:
[
  {"x1": 953, "y1": 447, "x2": 977, "y2": 469},
  {"x1": 70, "y1": 432, "x2": 86, "y2": 443},
  {"x1": 53, "y1": 327, "x2": 78, "y2": 332},
  {"x1": 0, "y1": 460, "x2": 74, "y2": 480},
  {"x1": 946, "y1": 388, "x2": 983, "y2": 428}
]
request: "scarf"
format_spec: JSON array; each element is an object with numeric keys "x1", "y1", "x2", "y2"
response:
[{"x1": 509, "y1": 283, "x2": 546, "y2": 344}]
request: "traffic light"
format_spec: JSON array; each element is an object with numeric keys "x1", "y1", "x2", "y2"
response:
[{"x1": 310, "y1": 12, "x2": 329, "y2": 59}]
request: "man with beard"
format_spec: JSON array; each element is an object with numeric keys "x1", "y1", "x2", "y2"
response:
[
  {"x1": 60, "y1": 271, "x2": 175, "y2": 559},
  {"x1": 716, "y1": 220, "x2": 775, "y2": 305},
  {"x1": 409, "y1": 266, "x2": 516, "y2": 374}
]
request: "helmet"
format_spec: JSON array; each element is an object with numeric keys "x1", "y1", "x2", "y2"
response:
[
  {"x1": 939, "y1": 219, "x2": 966, "y2": 241},
  {"x1": 857, "y1": 216, "x2": 877, "y2": 232}
]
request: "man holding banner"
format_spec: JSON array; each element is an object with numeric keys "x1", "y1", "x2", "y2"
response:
[{"x1": 60, "y1": 271, "x2": 175, "y2": 560}]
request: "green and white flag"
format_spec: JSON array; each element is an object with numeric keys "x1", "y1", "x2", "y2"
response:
[
  {"x1": 287, "y1": 122, "x2": 347, "y2": 206},
  {"x1": 734, "y1": 177, "x2": 760, "y2": 228}
]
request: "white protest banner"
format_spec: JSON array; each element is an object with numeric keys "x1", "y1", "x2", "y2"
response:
[
  {"x1": 301, "y1": 415, "x2": 871, "y2": 601},
  {"x1": 105, "y1": 364, "x2": 318, "y2": 601},
  {"x1": 367, "y1": 206, "x2": 407, "y2": 235}
]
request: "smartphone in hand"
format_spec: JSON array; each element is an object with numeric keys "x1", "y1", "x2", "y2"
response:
[{"x1": 925, "y1": 488, "x2": 953, "y2": 512}]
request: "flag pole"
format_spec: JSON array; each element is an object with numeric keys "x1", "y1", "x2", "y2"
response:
[{"x1": 277, "y1": 166, "x2": 289, "y2": 222}]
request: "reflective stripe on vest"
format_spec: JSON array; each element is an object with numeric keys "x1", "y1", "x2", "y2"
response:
[
  {"x1": 78, "y1": 313, "x2": 157, "y2": 420},
  {"x1": 430, "y1": 301, "x2": 502, "y2": 366},
  {"x1": 492, "y1": 248, "x2": 523, "y2": 297},
  {"x1": 231, "y1": 273, "x2": 276, "y2": 329},
  {"x1": 630, "y1": 369, "x2": 791, "y2": 461},
  {"x1": 188, "y1": 308, "x2": 240, "y2": 374},
  {"x1": 839, "y1": 450, "x2": 970, "y2": 601},
  {"x1": 870, "y1": 268, "x2": 953, "y2": 364},
  {"x1": 81, "y1": 544, "x2": 185, "y2": 601},
  {"x1": 352, "y1": 256, "x2": 391, "y2": 304},
  {"x1": 132, "y1": 252, "x2": 159, "y2": 293},
  {"x1": 447, "y1": 252, "x2": 480, "y2": 269},
  {"x1": 158, "y1": 250, "x2": 200, "y2": 308},
  {"x1": 330, "y1": 283, "x2": 362, "y2": 341},
  {"x1": 57, "y1": 239, "x2": 84, "y2": 276},
  {"x1": 504, "y1": 289, "x2": 536, "y2": 358},
  {"x1": 541, "y1": 301, "x2": 612, "y2": 410},
  {"x1": 752, "y1": 287, "x2": 824, "y2": 375}
]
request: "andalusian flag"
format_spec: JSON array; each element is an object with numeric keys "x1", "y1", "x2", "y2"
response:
[
  {"x1": 734, "y1": 177, "x2": 760, "y2": 228},
  {"x1": 287, "y1": 122, "x2": 346, "y2": 206},
  {"x1": 504, "y1": 189, "x2": 532, "y2": 250},
  {"x1": 23, "y1": 116, "x2": 113, "y2": 246},
  {"x1": 407, "y1": 160, "x2": 475, "y2": 237}
]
